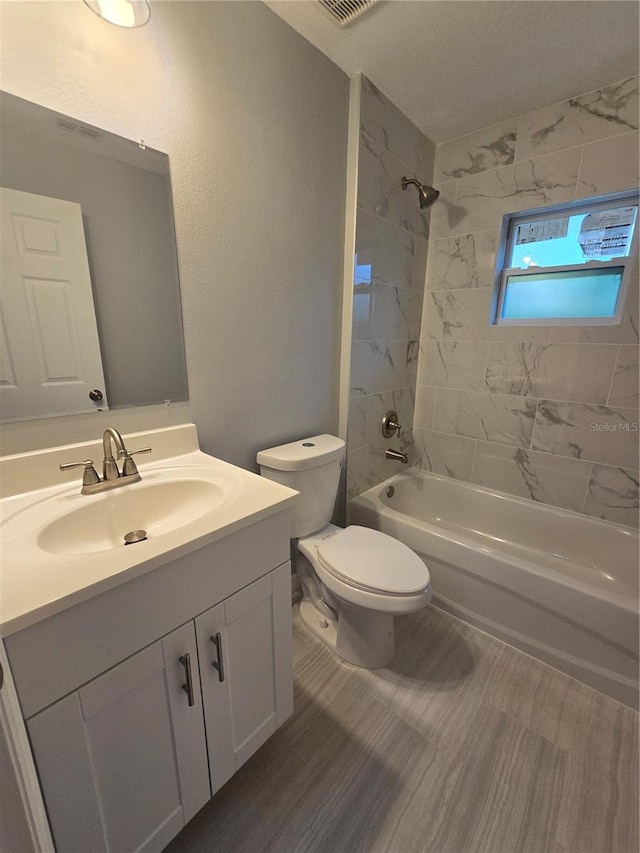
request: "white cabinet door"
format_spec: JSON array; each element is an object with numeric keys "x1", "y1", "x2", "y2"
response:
[
  {"x1": 196, "y1": 563, "x2": 293, "y2": 794},
  {"x1": 0, "y1": 187, "x2": 109, "y2": 421},
  {"x1": 27, "y1": 622, "x2": 210, "y2": 853}
]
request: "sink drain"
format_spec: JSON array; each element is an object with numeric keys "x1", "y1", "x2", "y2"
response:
[{"x1": 124, "y1": 529, "x2": 148, "y2": 546}]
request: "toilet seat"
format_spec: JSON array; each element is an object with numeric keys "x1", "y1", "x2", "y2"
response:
[
  {"x1": 316, "y1": 526, "x2": 430, "y2": 595},
  {"x1": 297, "y1": 523, "x2": 431, "y2": 615}
]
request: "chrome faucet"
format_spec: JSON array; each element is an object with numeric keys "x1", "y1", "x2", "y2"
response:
[
  {"x1": 60, "y1": 428, "x2": 152, "y2": 495},
  {"x1": 103, "y1": 427, "x2": 127, "y2": 480},
  {"x1": 385, "y1": 448, "x2": 408, "y2": 464}
]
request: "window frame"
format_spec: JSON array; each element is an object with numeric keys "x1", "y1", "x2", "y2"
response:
[{"x1": 490, "y1": 190, "x2": 639, "y2": 327}]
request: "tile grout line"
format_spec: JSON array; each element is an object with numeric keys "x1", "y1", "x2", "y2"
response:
[{"x1": 605, "y1": 344, "x2": 622, "y2": 407}]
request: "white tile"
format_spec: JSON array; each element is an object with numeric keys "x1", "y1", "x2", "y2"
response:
[
  {"x1": 419, "y1": 291, "x2": 445, "y2": 342},
  {"x1": 532, "y1": 400, "x2": 640, "y2": 469},
  {"x1": 366, "y1": 387, "x2": 415, "y2": 449},
  {"x1": 420, "y1": 341, "x2": 489, "y2": 391},
  {"x1": 426, "y1": 180, "x2": 457, "y2": 240},
  {"x1": 442, "y1": 288, "x2": 495, "y2": 340},
  {"x1": 412, "y1": 234, "x2": 428, "y2": 292},
  {"x1": 412, "y1": 429, "x2": 476, "y2": 481},
  {"x1": 472, "y1": 442, "x2": 592, "y2": 512},
  {"x1": 360, "y1": 76, "x2": 435, "y2": 180},
  {"x1": 435, "y1": 120, "x2": 518, "y2": 182},
  {"x1": 608, "y1": 345, "x2": 639, "y2": 408},
  {"x1": 454, "y1": 148, "x2": 581, "y2": 236},
  {"x1": 377, "y1": 147, "x2": 430, "y2": 238},
  {"x1": 350, "y1": 339, "x2": 409, "y2": 396},
  {"x1": 576, "y1": 131, "x2": 640, "y2": 198},
  {"x1": 434, "y1": 388, "x2": 537, "y2": 447},
  {"x1": 583, "y1": 464, "x2": 639, "y2": 529},
  {"x1": 485, "y1": 343, "x2": 619, "y2": 405},
  {"x1": 346, "y1": 444, "x2": 393, "y2": 500},
  {"x1": 347, "y1": 397, "x2": 368, "y2": 452},
  {"x1": 353, "y1": 283, "x2": 422, "y2": 342},
  {"x1": 426, "y1": 231, "x2": 498, "y2": 291},
  {"x1": 406, "y1": 340, "x2": 420, "y2": 388},
  {"x1": 355, "y1": 210, "x2": 416, "y2": 290},
  {"x1": 413, "y1": 385, "x2": 436, "y2": 431},
  {"x1": 516, "y1": 77, "x2": 639, "y2": 162},
  {"x1": 357, "y1": 133, "x2": 382, "y2": 214},
  {"x1": 406, "y1": 290, "x2": 424, "y2": 340},
  {"x1": 513, "y1": 149, "x2": 581, "y2": 206}
]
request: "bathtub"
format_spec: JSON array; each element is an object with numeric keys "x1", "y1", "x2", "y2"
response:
[{"x1": 350, "y1": 469, "x2": 639, "y2": 709}]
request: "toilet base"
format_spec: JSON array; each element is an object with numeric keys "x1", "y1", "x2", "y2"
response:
[{"x1": 299, "y1": 598, "x2": 395, "y2": 668}]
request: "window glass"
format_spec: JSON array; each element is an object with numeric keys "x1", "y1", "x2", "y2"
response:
[
  {"x1": 501, "y1": 268, "x2": 624, "y2": 320},
  {"x1": 509, "y1": 206, "x2": 637, "y2": 270},
  {"x1": 493, "y1": 192, "x2": 638, "y2": 326}
]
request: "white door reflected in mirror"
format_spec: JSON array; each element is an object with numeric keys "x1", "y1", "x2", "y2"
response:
[{"x1": 0, "y1": 187, "x2": 109, "y2": 422}]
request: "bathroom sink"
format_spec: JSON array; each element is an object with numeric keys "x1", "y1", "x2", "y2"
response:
[
  {"x1": 2, "y1": 465, "x2": 239, "y2": 564},
  {"x1": 0, "y1": 424, "x2": 298, "y2": 635},
  {"x1": 2, "y1": 467, "x2": 233, "y2": 561},
  {"x1": 36, "y1": 478, "x2": 225, "y2": 556}
]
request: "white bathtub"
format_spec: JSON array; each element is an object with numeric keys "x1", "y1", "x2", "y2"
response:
[{"x1": 350, "y1": 469, "x2": 639, "y2": 709}]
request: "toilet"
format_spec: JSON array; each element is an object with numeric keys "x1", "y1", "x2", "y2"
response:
[{"x1": 257, "y1": 434, "x2": 431, "y2": 668}]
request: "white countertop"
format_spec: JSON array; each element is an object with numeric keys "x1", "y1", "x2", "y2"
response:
[{"x1": 0, "y1": 425, "x2": 297, "y2": 635}]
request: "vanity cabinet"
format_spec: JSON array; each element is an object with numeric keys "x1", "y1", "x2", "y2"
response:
[
  {"x1": 4, "y1": 511, "x2": 294, "y2": 853},
  {"x1": 27, "y1": 621, "x2": 210, "y2": 853},
  {"x1": 196, "y1": 568, "x2": 293, "y2": 794}
]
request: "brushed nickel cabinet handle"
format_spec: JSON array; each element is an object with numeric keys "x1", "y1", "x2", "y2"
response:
[
  {"x1": 210, "y1": 633, "x2": 225, "y2": 682},
  {"x1": 179, "y1": 654, "x2": 195, "y2": 706}
]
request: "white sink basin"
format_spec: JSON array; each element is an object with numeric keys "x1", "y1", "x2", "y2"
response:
[
  {"x1": 0, "y1": 425, "x2": 298, "y2": 635},
  {"x1": 2, "y1": 465, "x2": 238, "y2": 564},
  {"x1": 36, "y1": 479, "x2": 225, "y2": 556}
]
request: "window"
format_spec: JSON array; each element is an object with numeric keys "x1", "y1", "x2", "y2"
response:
[{"x1": 492, "y1": 191, "x2": 638, "y2": 326}]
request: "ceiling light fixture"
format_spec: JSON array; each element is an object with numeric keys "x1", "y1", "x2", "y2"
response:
[{"x1": 83, "y1": 0, "x2": 150, "y2": 28}]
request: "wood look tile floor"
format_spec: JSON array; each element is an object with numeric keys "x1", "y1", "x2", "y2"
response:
[{"x1": 166, "y1": 605, "x2": 639, "y2": 853}]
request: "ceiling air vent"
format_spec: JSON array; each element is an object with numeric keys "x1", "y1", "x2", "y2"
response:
[
  {"x1": 316, "y1": 0, "x2": 380, "y2": 27},
  {"x1": 77, "y1": 126, "x2": 101, "y2": 140},
  {"x1": 55, "y1": 118, "x2": 78, "y2": 133},
  {"x1": 55, "y1": 117, "x2": 102, "y2": 140}
]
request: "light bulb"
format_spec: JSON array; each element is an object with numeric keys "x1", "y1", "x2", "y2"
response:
[{"x1": 83, "y1": 0, "x2": 150, "y2": 28}]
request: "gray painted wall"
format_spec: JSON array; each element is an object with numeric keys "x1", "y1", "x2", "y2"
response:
[{"x1": 0, "y1": 0, "x2": 349, "y2": 470}]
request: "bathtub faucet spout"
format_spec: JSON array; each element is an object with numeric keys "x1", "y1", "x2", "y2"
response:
[{"x1": 385, "y1": 448, "x2": 408, "y2": 464}]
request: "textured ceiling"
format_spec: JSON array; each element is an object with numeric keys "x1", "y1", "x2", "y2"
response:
[{"x1": 263, "y1": 0, "x2": 639, "y2": 143}]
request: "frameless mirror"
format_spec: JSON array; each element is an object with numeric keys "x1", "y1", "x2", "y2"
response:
[{"x1": 0, "y1": 91, "x2": 188, "y2": 423}]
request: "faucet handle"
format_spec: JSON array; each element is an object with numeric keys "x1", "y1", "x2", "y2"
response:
[
  {"x1": 119, "y1": 447, "x2": 151, "y2": 476},
  {"x1": 381, "y1": 410, "x2": 402, "y2": 438},
  {"x1": 59, "y1": 460, "x2": 101, "y2": 487}
]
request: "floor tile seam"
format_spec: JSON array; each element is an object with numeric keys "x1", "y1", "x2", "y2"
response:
[
  {"x1": 431, "y1": 604, "x2": 640, "y2": 713},
  {"x1": 343, "y1": 668, "x2": 448, "y2": 751},
  {"x1": 483, "y1": 698, "x2": 574, "y2": 755}
]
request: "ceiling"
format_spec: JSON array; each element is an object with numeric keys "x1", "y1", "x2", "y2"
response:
[{"x1": 263, "y1": 0, "x2": 640, "y2": 143}]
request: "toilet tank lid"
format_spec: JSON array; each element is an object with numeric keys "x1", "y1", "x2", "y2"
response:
[{"x1": 257, "y1": 434, "x2": 345, "y2": 471}]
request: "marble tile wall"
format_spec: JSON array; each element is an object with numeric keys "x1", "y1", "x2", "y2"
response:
[
  {"x1": 347, "y1": 76, "x2": 435, "y2": 500},
  {"x1": 415, "y1": 76, "x2": 640, "y2": 528}
]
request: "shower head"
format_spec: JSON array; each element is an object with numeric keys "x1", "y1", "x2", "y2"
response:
[{"x1": 401, "y1": 176, "x2": 440, "y2": 209}]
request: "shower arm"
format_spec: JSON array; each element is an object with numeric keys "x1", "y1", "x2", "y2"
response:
[{"x1": 401, "y1": 177, "x2": 421, "y2": 192}]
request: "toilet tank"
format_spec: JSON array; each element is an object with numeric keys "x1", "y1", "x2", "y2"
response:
[{"x1": 257, "y1": 435, "x2": 345, "y2": 538}]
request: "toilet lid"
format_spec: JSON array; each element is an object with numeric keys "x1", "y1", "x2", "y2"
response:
[{"x1": 317, "y1": 526, "x2": 429, "y2": 595}]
